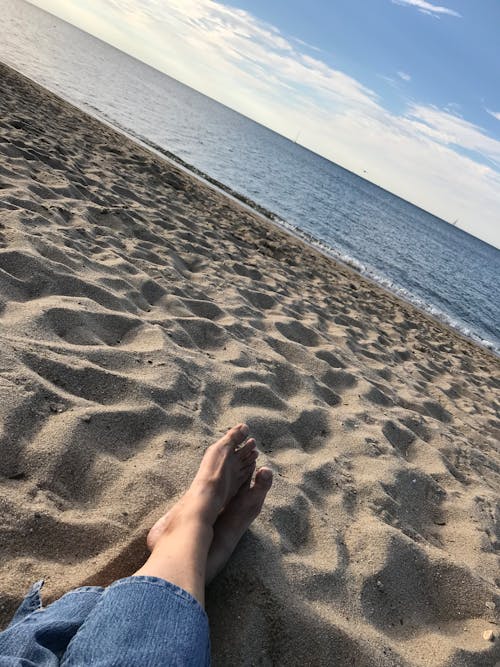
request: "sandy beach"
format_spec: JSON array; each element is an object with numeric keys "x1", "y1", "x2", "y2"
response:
[{"x1": 0, "y1": 62, "x2": 499, "y2": 666}]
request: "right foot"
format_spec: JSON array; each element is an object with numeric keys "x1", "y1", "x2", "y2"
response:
[{"x1": 206, "y1": 466, "x2": 273, "y2": 583}]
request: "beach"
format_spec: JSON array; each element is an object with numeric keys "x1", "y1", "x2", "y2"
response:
[{"x1": 0, "y1": 62, "x2": 499, "y2": 665}]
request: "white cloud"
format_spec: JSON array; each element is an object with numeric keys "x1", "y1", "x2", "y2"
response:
[
  {"x1": 291, "y1": 37, "x2": 323, "y2": 53},
  {"x1": 397, "y1": 71, "x2": 411, "y2": 82},
  {"x1": 391, "y1": 0, "x2": 461, "y2": 18},
  {"x1": 487, "y1": 109, "x2": 500, "y2": 122},
  {"x1": 27, "y1": 0, "x2": 499, "y2": 246},
  {"x1": 405, "y1": 105, "x2": 500, "y2": 165}
]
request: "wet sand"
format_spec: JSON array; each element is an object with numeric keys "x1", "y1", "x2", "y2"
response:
[{"x1": 0, "y1": 63, "x2": 499, "y2": 666}]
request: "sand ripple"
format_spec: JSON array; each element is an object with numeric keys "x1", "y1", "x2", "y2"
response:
[{"x1": 0, "y1": 64, "x2": 499, "y2": 666}]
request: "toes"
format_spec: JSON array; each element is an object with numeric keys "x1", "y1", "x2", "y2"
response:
[
  {"x1": 253, "y1": 467, "x2": 273, "y2": 494},
  {"x1": 241, "y1": 450, "x2": 258, "y2": 470},
  {"x1": 218, "y1": 423, "x2": 249, "y2": 448},
  {"x1": 239, "y1": 466, "x2": 272, "y2": 516},
  {"x1": 242, "y1": 460, "x2": 256, "y2": 481},
  {"x1": 237, "y1": 437, "x2": 257, "y2": 460}
]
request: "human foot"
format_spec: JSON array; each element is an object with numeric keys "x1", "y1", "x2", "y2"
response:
[
  {"x1": 136, "y1": 425, "x2": 259, "y2": 605},
  {"x1": 206, "y1": 466, "x2": 273, "y2": 583},
  {"x1": 147, "y1": 423, "x2": 258, "y2": 548},
  {"x1": 147, "y1": 465, "x2": 273, "y2": 582}
]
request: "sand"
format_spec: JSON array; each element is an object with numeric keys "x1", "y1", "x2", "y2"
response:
[{"x1": 0, "y1": 62, "x2": 499, "y2": 666}]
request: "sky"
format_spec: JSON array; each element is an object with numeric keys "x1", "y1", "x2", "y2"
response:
[{"x1": 28, "y1": 0, "x2": 500, "y2": 248}]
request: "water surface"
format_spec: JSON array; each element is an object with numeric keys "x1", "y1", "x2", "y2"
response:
[{"x1": 1, "y1": 0, "x2": 498, "y2": 352}]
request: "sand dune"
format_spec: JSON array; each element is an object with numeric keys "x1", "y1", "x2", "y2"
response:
[{"x1": 0, "y1": 63, "x2": 499, "y2": 666}]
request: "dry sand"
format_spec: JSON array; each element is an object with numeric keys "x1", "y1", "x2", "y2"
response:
[{"x1": 0, "y1": 63, "x2": 499, "y2": 666}]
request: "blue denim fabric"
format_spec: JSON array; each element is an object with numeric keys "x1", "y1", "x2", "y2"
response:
[
  {"x1": 0, "y1": 581, "x2": 104, "y2": 667},
  {"x1": 0, "y1": 576, "x2": 210, "y2": 666}
]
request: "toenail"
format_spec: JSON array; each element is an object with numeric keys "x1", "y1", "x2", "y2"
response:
[
  {"x1": 259, "y1": 468, "x2": 273, "y2": 483},
  {"x1": 239, "y1": 424, "x2": 249, "y2": 437}
]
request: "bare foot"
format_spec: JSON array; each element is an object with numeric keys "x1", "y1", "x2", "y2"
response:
[
  {"x1": 147, "y1": 423, "x2": 258, "y2": 547},
  {"x1": 206, "y1": 466, "x2": 273, "y2": 583},
  {"x1": 147, "y1": 465, "x2": 273, "y2": 583},
  {"x1": 135, "y1": 424, "x2": 260, "y2": 604}
]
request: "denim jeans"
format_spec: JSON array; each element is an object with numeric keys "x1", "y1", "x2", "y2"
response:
[{"x1": 0, "y1": 576, "x2": 210, "y2": 666}]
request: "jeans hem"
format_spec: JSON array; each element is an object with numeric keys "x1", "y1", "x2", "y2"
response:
[{"x1": 108, "y1": 576, "x2": 206, "y2": 612}]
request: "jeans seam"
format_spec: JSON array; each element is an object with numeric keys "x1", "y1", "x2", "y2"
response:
[{"x1": 112, "y1": 580, "x2": 194, "y2": 601}]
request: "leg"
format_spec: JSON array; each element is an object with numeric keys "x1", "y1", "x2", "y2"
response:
[
  {"x1": 59, "y1": 424, "x2": 271, "y2": 667},
  {"x1": 147, "y1": 466, "x2": 273, "y2": 584},
  {"x1": 0, "y1": 581, "x2": 103, "y2": 667},
  {"x1": 134, "y1": 423, "x2": 258, "y2": 605}
]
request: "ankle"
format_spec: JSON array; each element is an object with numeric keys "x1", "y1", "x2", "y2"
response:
[
  {"x1": 184, "y1": 481, "x2": 224, "y2": 523},
  {"x1": 153, "y1": 512, "x2": 214, "y2": 551}
]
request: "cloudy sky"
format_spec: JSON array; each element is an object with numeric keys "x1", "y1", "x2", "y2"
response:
[{"x1": 28, "y1": 0, "x2": 500, "y2": 247}]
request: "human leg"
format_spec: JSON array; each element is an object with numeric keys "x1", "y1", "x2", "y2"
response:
[
  {"x1": 58, "y1": 424, "x2": 270, "y2": 667},
  {"x1": 0, "y1": 424, "x2": 272, "y2": 667},
  {"x1": 133, "y1": 423, "x2": 258, "y2": 605},
  {"x1": 0, "y1": 582, "x2": 103, "y2": 667},
  {"x1": 147, "y1": 465, "x2": 273, "y2": 584}
]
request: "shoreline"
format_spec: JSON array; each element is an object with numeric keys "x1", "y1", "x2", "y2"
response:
[
  {"x1": 107, "y1": 120, "x2": 500, "y2": 357},
  {"x1": 2, "y1": 61, "x2": 497, "y2": 359}
]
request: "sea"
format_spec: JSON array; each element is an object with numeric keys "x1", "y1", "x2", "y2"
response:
[{"x1": 1, "y1": 0, "x2": 499, "y2": 354}]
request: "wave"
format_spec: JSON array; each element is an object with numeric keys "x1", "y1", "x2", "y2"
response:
[{"x1": 273, "y1": 217, "x2": 499, "y2": 355}]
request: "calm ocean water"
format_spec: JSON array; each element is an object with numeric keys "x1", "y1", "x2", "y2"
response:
[{"x1": 1, "y1": 0, "x2": 499, "y2": 353}]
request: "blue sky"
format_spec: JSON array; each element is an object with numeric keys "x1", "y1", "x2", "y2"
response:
[
  {"x1": 29, "y1": 0, "x2": 500, "y2": 247},
  {"x1": 232, "y1": 0, "x2": 500, "y2": 152}
]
